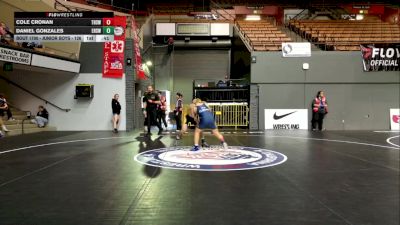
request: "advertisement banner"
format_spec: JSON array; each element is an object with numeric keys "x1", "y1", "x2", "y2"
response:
[
  {"x1": 131, "y1": 17, "x2": 146, "y2": 80},
  {"x1": 265, "y1": 109, "x2": 308, "y2": 130},
  {"x1": 281, "y1": 42, "x2": 311, "y2": 57},
  {"x1": 102, "y1": 16, "x2": 126, "y2": 78},
  {"x1": 390, "y1": 108, "x2": 400, "y2": 130},
  {"x1": 360, "y1": 44, "x2": 400, "y2": 71}
]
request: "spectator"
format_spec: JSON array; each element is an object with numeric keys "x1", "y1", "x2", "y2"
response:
[
  {"x1": 31, "y1": 105, "x2": 49, "y2": 128},
  {"x1": 311, "y1": 91, "x2": 328, "y2": 131},
  {"x1": 111, "y1": 94, "x2": 121, "y2": 133},
  {"x1": 174, "y1": 92, "x2": 183, "y2": 139},
  {"x1": 0, "y1": 21, "x2": 14, "y2": 44},
  {"x1": 225, "y1": 75, "x2": 232, "y2": 87},
  {"x1": 2, "y1": 22, "x2": 14, "y2": 38},
  {"x1": 141, "y1": 93, "x2": 148, "y2": 132},
  {"x1": 22, "y1": 41, "x2": 43, "y2": 49},
  {"x1": 157, "y1": 91, "x2": 168, "y2": 129},
  {"x1": 0, "y1": 23, "x2": 6, "y2": 43},
  {"x1": 167, "y1": 36, "x2": 174, "y2": 54},
  {"x1": 0, "y1": 117, "x2": 9, "y2": 137},
  {"x1": 0, "y1": 94, "x2": 15, "y2": 121}
]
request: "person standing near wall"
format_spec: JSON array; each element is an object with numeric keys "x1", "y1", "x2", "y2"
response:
[
  {"x1": 111, "y1": 94, "x2": 121, "y2": 133},
  {"x1": 175, "y1": 92, "x2": 183, "y2": 140},
  {"x1": 311, "y1": 91, "x2": 328, "y2": 131},
  {"x1": 143, "y1": 85, "x2": 163, "y2": 136},
  {"x1": 157, "y1": 91, "x2": 168, "y2": 129},
  {"x1": 141, "y1": 92, "x2": 148, "y2": 132},
  {"x1": 167, "y1": 36, "x2": 174, "y2": 54}
]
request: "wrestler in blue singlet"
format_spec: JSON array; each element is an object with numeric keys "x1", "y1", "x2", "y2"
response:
[{"x1": 196, "y1": 103, "x2": 216, "y2": 129}]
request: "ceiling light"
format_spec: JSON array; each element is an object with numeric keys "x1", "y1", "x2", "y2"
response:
[{"x1": 245, "y1": 15, "x2": 261, "y2": 21}]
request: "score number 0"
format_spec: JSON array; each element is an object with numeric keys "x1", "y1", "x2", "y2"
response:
[
  {"x1": 103, "y1": 18, "x2": 114, "y2": 26},
  {"x1": 102, "y1": 18, "x2": 114, "y2": 35}
]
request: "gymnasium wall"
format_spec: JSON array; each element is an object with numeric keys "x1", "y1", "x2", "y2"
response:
[
  {"x1": 0, "y1": 42, "x2": 126, "y2": 131},
  {"x1": 154, "y1": 49, "x2": 229, "y2": 101},
  {"x1": 251, "y1": 51, "x2": 400, "y2": 130},
  {"x1": 0, "y1": 69, "x2": 126, "y2": 131}
]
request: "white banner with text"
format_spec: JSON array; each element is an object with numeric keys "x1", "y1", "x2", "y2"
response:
[
  {"x1": 0, "y1": 47, "x2": 31, "y2": 65},
  {"x1": 281, "y1": 42, "x2": 311, "y2": 57},
  {"x1": 265, "y1": 109, "x2": 308, "y2": 130}
]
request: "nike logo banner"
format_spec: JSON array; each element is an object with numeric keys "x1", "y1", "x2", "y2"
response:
[
  {"x1": 265, "y1": 109, "x2": 308, "y2": 130},
  {"x1": 273, "y1": 111, "x2": 297, "y2": 120}
]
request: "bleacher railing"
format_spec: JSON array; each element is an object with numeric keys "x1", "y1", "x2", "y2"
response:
[
  {"x1": 208, "y1": 102, "x2": 249, "y2": 128},
  {"x1": 0, "y1": 74, "x2": 71, "y2": 112},
  {"x1": 173, "y1": 103, "x2": 249, "y2": 129}
]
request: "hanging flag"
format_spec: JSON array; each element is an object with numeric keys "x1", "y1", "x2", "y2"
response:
[
  {"x1": 103, "y1": 16, "x2": 126, "y2": 78},
  {"x1": 131, "y1": 17, "x2": 146, "y2": 80}
]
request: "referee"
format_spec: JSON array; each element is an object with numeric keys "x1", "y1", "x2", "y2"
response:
[{"x1": 143, "y1": 85, "x2": 163, "y2": 136}]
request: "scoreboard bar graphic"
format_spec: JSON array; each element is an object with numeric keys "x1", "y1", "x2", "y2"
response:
[
  {"x1": 15, "y1": 27, "x2": 114, "y2": 34},
  {"x1": 15, "y1": 18, "x2": 111, "y2": 26},
  {"x1": 14, "y1": 12, "x2": 114, "y2": 18},
  {"x1": 14, "y1": 35, "x2": 112, "y2": 42},
  {"x1": 14, "y1": 12, "x2": 116, "y2": 42}
]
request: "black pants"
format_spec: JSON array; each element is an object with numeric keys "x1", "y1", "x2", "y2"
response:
[
  {"x1": 185, "y1": 115, "x2": 197, "y2": 127},
  {"x1": 147, "y1": 108, "x2": 162, "y2": 133},
  {"x1": 0, "y1": 108, "x2": 12, "y2": 119},
  {"x1": 168, "y1": 44, "x2": 173, "y2": 54},
  {"x1": 157, "y1": 110, "x2": 167, "y2": 128},
  {"x1": 311, "y1": 112, "x2": 325, "y2": 130},
  {"x1": 175, "y1": 111, "x2": 182, "y2": 131}
]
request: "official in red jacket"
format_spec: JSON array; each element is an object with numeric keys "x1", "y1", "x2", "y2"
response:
[{"x1": 311, "y1": 91, "x2": 328, "y2": 131}]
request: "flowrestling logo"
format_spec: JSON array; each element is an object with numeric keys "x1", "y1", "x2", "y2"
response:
[
  {"x1": 134, "y1": 146, "x2": 287, "y2": 171},
  {"x1": 360, "y1": 45, "x2": 400, "y2": 71},
  {"x1": 393, "y1": 115, "x2": 399, "y2": 124},
  {"x1": 390, "y1": 109, "x2": 400, "y2": 130}
]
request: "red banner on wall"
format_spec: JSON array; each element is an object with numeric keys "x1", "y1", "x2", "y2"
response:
[
  {"x1": 131, "y1": 17, "x2": 146, "y2": 80},
  {"x1": 103, "y1": 16, "x2": 126, "y2": 78}
]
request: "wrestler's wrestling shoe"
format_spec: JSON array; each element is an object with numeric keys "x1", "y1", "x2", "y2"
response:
[
  {"x1": 222, "y1": 142, "x2": 228, "y2": 150},
  {"x1": 191, "y1": 145, "x2": 200, "y2": 151},
  {"x1": 201, "y1": 139, "x2": 209, "y2": 148}
]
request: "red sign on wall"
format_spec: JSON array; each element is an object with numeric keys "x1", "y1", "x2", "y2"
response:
[
  {"x1": 131, "y1": 17, "x2": 146, "y2": 80},
  {"x1": 103, "y1": 16, "x2": 126, "y2": 78}
]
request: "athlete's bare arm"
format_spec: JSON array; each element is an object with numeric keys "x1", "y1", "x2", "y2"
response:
[{"x1": 190, "y1": 104, "x2": 199, "y2": 123}]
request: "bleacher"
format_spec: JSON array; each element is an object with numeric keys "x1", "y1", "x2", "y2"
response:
[
  {"x1": 159, "y1": 18, "x2": 232, "y2": 23},
  {"x1": 289, "y1": 20, "x2": 400, "y2": 51},
  {"x1": 236, "y1": 20, "x2": 291, "y2": 51},
  {"x1": 1, "y1": 23, "x2": 76, "y2": 59},
  {"x1": 1, "y1": 40, "x2": 78, "y2": 61}
]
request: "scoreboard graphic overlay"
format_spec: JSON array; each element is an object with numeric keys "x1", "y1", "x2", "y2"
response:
[{"x1": 14, "y1": 12, "x2": 116, "y2": 42}]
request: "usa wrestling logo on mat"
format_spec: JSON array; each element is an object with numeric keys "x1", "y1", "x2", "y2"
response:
[{"x1": 134, "y1": 146, "x2": 287, "y2": 171}]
